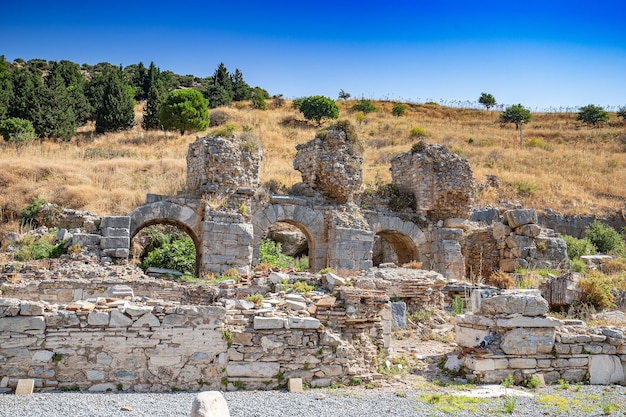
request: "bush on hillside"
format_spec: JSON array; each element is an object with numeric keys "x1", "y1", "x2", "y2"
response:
[
  {"x1": 141, "y1": 237, "x2": 196, "y2": 275},
  {"x1": 585, "y1": 220, "x2": 625, "y2": 255},
  {"x1": 561, "y1": 234, "x2": 596, "y2": 260}
]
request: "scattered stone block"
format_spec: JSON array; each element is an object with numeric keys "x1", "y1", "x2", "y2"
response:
[
  {"x1": 589, "y1": 355, "x2": 624, "y2": 384},
  {"x1": 191, "y1": 391, "x2": 230, "y2": 417},
  {"x1": 15, "y1": 379, "x2": 34, "y2": 395},
  {"x1": 253, "y1": 316, "x2": 284, "y2": 329},
  {"x1": 288, "y1": 378, "x2": 304, "y2": 393},
  {"x1": 504, "y1": 209, "x2": 538, "y2": 229}
]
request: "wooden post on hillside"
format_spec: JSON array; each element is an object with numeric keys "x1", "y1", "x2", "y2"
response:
[{"x1": 519, "y1": 120, "x2": 524, "y2": 150}]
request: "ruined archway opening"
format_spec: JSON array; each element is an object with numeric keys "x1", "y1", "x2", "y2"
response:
[
  {"x1": 131, "y1": 221, "x2": 201, "y2": 278},
  {"x1": 373, "y1": 230, "x2": 419, "y2": 267},
  {"x1": 260, "y1": 221, "x2": 312, "y2": 271}
]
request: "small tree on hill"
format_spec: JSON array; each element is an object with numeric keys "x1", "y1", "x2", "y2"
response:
[
  {"x1": 91, "y1": 66, "x2": 135, "y2": 134},
  {"x1": 391, "y1": 102, "x2": 407, "y2": 117},
  {"x1": 617, "y1": 106, "x2": 626, "y2": 122},
  {"x1": 158, "y1": 89, "x2": 209, "y2": 135},
  {"x1": 500, "y1": 104, "x2": 532, "y2": 149},
  {"x1": 478, "y1": 92, "x2": 496, "y2": 110},
  {"x1": 298, "y1": 95, "x2": 339, "y2": 125},
  {"x1": 338, "y1": 89, "x2": 351, "y2": 100},
  {"x1": 0, "y1": 117, "x2": 36, "y2": 148},
  {"x1": 577, "y1": 104, "x2": 609, "y2": 126},
  {"x1": 352, "y1": 99, "x2": 377, "y2": 114}
]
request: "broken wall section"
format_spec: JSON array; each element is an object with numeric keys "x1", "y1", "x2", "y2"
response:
[
  {"x1": 390, "y1": 143, "x2": 474, "y2": 221},
  {"x1": 456, "y1": 290, "x2": 626, "y2": 385}
]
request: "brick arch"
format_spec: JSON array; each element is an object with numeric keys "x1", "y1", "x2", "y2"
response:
[
  {"x1": 365, "y1": 214, "x2": 427, "y2": 265},
  {"x1": 128, "y1": 201, "x2": 203, "y2": 275},
  {"x1": 251, "y1": 204, "x2": 327, "y2": 272}
]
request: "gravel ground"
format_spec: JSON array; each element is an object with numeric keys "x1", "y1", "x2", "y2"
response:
[{"x1": 1, "y1": 384, "x2": 625, "y2": 417}]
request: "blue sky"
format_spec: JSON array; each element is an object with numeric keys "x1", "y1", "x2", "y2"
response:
[{"x1": 2, "y1": 0, "x2": 625, "y2": 110}]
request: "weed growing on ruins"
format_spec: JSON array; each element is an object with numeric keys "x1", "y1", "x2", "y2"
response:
[
  {"x1": 14, "y1": 232, "x2": 66, "y2": 261},
  {"x1": 259, "y1": 239, "x2": 298, "y2": 269},
  {"x1": 501, "y1": 375, "x2": 514, "y2": 388},
  {"x1": 292, "y1": 281, "x2": 314, "y2": 294},
  {"x1": 557, "y1": 379, "x2": 570, "y2": 390},
  {"x1": 487, "y1": 269, "x2": 514, "y2": 289},
  {"x1": 585, "y1": 220, "x2": 626, "y2": 256},
  {"x1": 141, "y1": 236, "x2": 195, "y2": 276},
  {"x1": 303, "y1": 361, "x2": 311, "y2": 371},
  {"x1": 579, "y1": 271, "x2": 615, "y2": 309},
  {"x1": 116, "y1": 383, "x2": 123, "y2": 391},
  {"x1": 245, "y1": 293, "x2": 264, "y2": 307},
  {"x1": 502, "y1": 395, "x2": 516, "y2": 413},
  {"x1": 59, "y1": 385, "x2": 80, "y2": 392},
  {"x1": 451, "y1": 296, "x2": 464, "y2": 315},
  {"x1": 221, "y1": 377, "x2": 229, "y2": 386},
  {"x1": 348, "y1": 376, "x2": 362, "y2": 386},
  {"x1": 19, "y1": 197, "x2": 47, "y2": 228},
  {"x1": 52, "y1": 353, "x2": 62, "y2": 362},
  {"x1": 232, "y1": 380, "x2": 245, "y2": 390},
  {"x1": 601, "y1": 395, "x2": 619, "y2": 415},
  {"x1": 419, "y1": 393, "x2": 487, "y2": 413},
  {"x1": 221, "y1": 330, "x2": 233, "y2": 348},
  {"x1": 524, "y1": 376, "x2": 542, "y2": 389}
]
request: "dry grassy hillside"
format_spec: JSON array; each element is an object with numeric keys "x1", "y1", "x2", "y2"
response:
[{"x1": 1, "y1": 100, "x2": 625, "y2": 235}]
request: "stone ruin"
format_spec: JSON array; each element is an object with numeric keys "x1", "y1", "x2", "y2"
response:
[
  {"x1": 455, "y1": 290, "x2": 626, "y2": 385},
  {"x1": 1, "y1": 126, "x2": 613, "y2": 393}
]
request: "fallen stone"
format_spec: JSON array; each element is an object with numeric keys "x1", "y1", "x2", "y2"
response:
[
  {"x1": 324, "y1": 272, "x2": 346, "y2": 290},
  {"x1": 269, "y1": 272, "x2": 289, "y2": 284},
  {"x1": 390, "y1": 302, "x2": 407, "y2": 329},
  {"x1": 287, "y1": 316, "x2": 320, "y2": 329},
  {"x1": 285, "y1": 300, "x2": 307, "y2": 311},
  {"x1": 504, "y1": 209, "x2": 537, "y2": 229},
  {"x1": 105, "y1": 285, "x2": 134, "y2": 298},
  {"x1": 589, "y1": 355, "x2": 624, "y2": 384},
  {"x1": 288, "y1": 378, "x2": 304, "y2": 393},
  {"x1": 15, "y1": 379, "x2": 34, "y2": 395},
  {"x1": 191, "y1": 391, "x2": 230, "y2": 417},
  {"x1": 109, "y1": 309, "x2": 133, "y2": 327}
]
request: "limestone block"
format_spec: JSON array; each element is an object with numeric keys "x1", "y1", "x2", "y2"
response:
[
  {"x1": 324, "y1": 272, "x2": 346, "y2": 290},
  {"x1": 100, "y1": 216, "x2": 131, "y2": 229},
  {"x1": 105, "y1": 285, "x2": 134, "y2": 299},
  {"x1": 464, "y1": 357, "x2": 495, "y2": 371},
  {"x1": 19, "y1": 301, "x2": 45, "y2": 316},
  {"x1": 499, "y1": 258, "x2": 525, "y2": 272},
  {"x1": 320, "y1": 331, "x2": 342, "y2": 346},
  {"x1": 456, "y1": 313, "x2": 495, "y2": 328},
  {"x1": 31, "y1": 350, "x2": 54, "y2": 363},
  {"x1": 124, "y1": 305, "x2": 153, "y2": 317},
  {"x1": 109, "y1": 310, "x2": 133, "y2": 327},
  {"x1": 226, "y1": 362, "x2": 280, "y2": 378},
  {"x1": 253, "y1": 316, "x2": 284, "y2": 329},
  {"x1": 444, "y1": 355, "x2": 463, "y2": 373},
  {"x1": 0, "y1": 298, "x2": 21, "y2": 317},
  {"x1": 568, "y1": 357, "x2": 588, "y2": 367},
  {"x1": 560, "y1": 369, "x2": 587, "y2": 382},
  {"x1": 131, "y1": 312, "x2": 160, "y2": 328},
  {"x1": 287, "y1": 317, "x2": 320, "y2": 329},
  {"x1": 288, "y1": 378, "x2": 304, "y2": 393},
  {"x1": 0, "y1": 316, "x2": 46, "y2": 333},
  {"x1": 100, "y1": 236, "x2": 130, "y2": 250},
  {"x1": 101, "y1": 227, "x2": 130, "y2": 238},
  {"x1": 269, "y1": 272, "x2": 289, "y2": 284},
  {"x1": 45, "y1": 310, "x2": 80, "y2": 327},
  {"x1": 88, "y1": 383, "x2": 117, "y2": 392},
  {"x1": 589, "y1": 355, "x2": 624, "y2": 384},
  {"x1": 86, "y1": 370, "x2": 105, "y2": 381},
  {"x1": 508, "y1": 358, "x2": 537, "y2": 368},
  {"x1": 149, "y1": 355, "x2": 182, "y2": 367},
  {"x1": 501, "y1": 328, "x2": 555, "y2": 355},
  {"x1": 492, "y1": 222, "x2": 512, "y2": 241},
  {"x1": 70, "y1": 233, "x2": 101, "y2": 247},
  {"x1": 455, "y1": 325, "x2": 491, "y2": 348},
  {"x1": 87, "y1": 311, "x2": 110, "y2": 326},
  {"x1": 496, "y1": 316, "x2": 562, "y2": 328},
  {"x1": 494, "y1": 358, "x2": 509, "y2": 369},
  {"x1": 162, "y1": 314, "x2": 187, "y2": 326},
  {"x1": 15, "y1": 379, "x2": 34, "y2": 395},
  {"x1": 390, "y1": 302, "x2": 407, "y2": 329},
  {"x1": 505, "y1": 235, "x2": 531, "y2": 249},
  {"x1": 504, "y1": 209, "x2": 537, "y2": 228},
  {"x1": 479, "y1": 294, "x2": 549, "y2": 316},
  {"x1": 517, "y1": 224, "x2": 541, "y2": 238}
]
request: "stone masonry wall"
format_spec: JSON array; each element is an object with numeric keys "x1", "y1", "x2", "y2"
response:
[
  {"x1": 0, "y1": 294, "x2": 387, "y2": 393},
  {"x1": 390, "y1": 143, "x2": 474, "y2": 221},
  {"x1": 456, "y1": 290, "x2": 626, "y2": 385}
]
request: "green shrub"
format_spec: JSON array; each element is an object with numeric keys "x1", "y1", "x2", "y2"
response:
[
  {"x1": 141, "y1": 238, "x2": 196, "y2": 275},
  {"x1": 561, "y1": 234, "x2": 596, "y2": 260},
  {"x1": 391, "y1": 103, "x2": 407, "y2": 117},
  {"x1": 451, "y1": 296, "x2": 464, "y2": 315},
  {"x1": 259, "y1": 239, "x2": 295, "y2": 269},
  {"x1": 571, "y1": 258, "x2": 586, "y2": 273},
  {"x1": 525, "y1": 137, "x2": 550, "y2": 150},
  {"x1": 0, "y1": 117, "x2": 37, "y2": 145},
  {"x1": 352, "y1": 99, "x2": 378, "y2": 114},
  {"x1": 19, "y1": 198, "x2": 47, "y2": 228},
  {"x1": 14, "y1": 233, "x2": 66, "y2": 261},
  {"x1": 579, "y1": 271, "x2": 614, "y2": 310},
  {"x1": 585, "y1": 220, "x2": 625, "y2": 255},
  {"x1": 409, "y1": 127, "x2": 429, "y2": 138}
]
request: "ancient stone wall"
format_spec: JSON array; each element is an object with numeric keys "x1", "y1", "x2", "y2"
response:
[
  {"x1": 456, "y1": 290, "x2": 626, "y2": 385},
  {"x1": 390, "y1": 143, "x2": 474, "y2": 221},
  {"x1": 185, "y1": 135, "x2": 262, "y2": 197},
  {"x1": 293, "y1": 124, "x2": 363, "y2": 204}
]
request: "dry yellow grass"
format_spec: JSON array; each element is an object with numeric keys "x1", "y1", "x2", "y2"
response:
[{"x1": 1, "y1": 100, "x2": 624, "y2": 235}]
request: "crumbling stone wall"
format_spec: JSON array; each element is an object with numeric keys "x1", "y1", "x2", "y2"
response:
[
  {"x1": 390, "y1": 143, "x2": 474, "y2": 221},
  {"x1": 456, "y1": 290, "x2": 626, "y2": 385},
  {"x1": 293, "y1": 124, "x2": 363, "y2": 203},
  {"x1": 186, "y1": 135, "x2": 262, "y2": 197}
]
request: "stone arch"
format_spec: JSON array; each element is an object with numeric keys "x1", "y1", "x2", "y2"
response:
[
  {"x1": 128, "y1": 201, "x2": 203, "y2": 275},
  {"x1": 365, "y1": 214, "x2": 426, "y2": 265},
  {"x1": 251, "y1": 203, "x2": 327, "y2": 272}
]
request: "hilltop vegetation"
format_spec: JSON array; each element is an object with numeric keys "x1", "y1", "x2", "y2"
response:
[{"x1": 0, "y1": 57, "x2": 625, "y2": 237}]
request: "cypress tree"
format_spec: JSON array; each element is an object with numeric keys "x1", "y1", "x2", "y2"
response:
[
  {"x1": 94, "y1": 67, "x2": 135, "y2": 134},
  {"x1": 231, "y1": 68, "x2": 251, "y2": 101},
  {"x1": 142, "y1": 62, "x2": 167, "y2": 130}
]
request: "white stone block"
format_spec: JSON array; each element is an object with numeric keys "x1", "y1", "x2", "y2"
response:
[
  {"x1": 191, "y1": 391, "x2": 230, "y2": 417},
  {"x1": 287, "y1": 317, "x2": 321, "y2": 329},
  {"x1": 455, "y1": 324, "x2": 491, "y2": 348},
  {"x1": 15, "y1": 379, "x2": 34, "y2": 395},
  {"x1": 288, "y1": 378, "x2": 304, "y2": 393},
  {"x1": 31, "y1": 350, "x2": 54, "y2": 363},
  {"x1": 109, "y1": 310, "x2": 133, "y2": 327},
  {"x1": 226, "y1": 362, "x2": 280, "y2": 378},
  {"x1": 464, "y1": 357, "x2": 495, "y2": 371},
  {"x1": 253, "y1": 316, "x2": 284, "y2": 329},
  {"x1": 87, "y1": 311, "x2": 110, "y2": 326},
  {"x1": 589, "y1": 355, "x2": 624, "y2": 385}
]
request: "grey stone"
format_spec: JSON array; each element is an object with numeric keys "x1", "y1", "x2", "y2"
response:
[
  {"x1": 109, "y1": 310, "x2": 133, "y2": 327},
  {"x1": 226, "y1": 362, "x2": 279, "y2": 378},
  {"x1": 479, "y1": 294, "x2": 549, "y2": 316},
  {"x1": 104, "y1": 285, "x2": 134, "y2": 299},
  {"x1": 0, "y1": 316, "x2": 46, "y2": 333},
  {"x1": 390, "y1": 302, "x2": 407, "y2": 329},
  {"x1": 287, "y1": 317, "x2": 320, "y2": 329},
  {"x1": 87, "y1": 311, "x2": 110, "y2": 326},
  {"x1": 501, "y1": 328, "x2": 555, "y2": 355},
  {"x1": 100, "y1": 236, "x2": 130, "y2": 250},
  {"x1": 131, "y1": 312, "x2": 160, "y2": 328},
  {"x1": 253, "y1": 316, "x2": 284, "y2": 329},
  {"x1": 589, "y1": 355, "x2": 624, "y2": 384},
  {"x1": 70, "y1": 233, "x2": 101, "y2": 247},
  {"x1": 504, "y1": 209, "x2": 538, "y2": 228},
  {"x1": 0, "y1": 298, "x2": 21, "y2": 317},
  {"x1": 19, "y1": 302, "x2": 45, "y2": 316},
  {"x1": 100, "y1": 216, "x2": 131, "y2": 229},
  {"x1": 285, "y1": 300, "x2": 307, "y2": 311}
]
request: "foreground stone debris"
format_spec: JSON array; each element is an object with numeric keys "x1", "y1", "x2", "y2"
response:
[
  {"x1": 456, "y1": 290, "x2": 626, "y2": 384},
  {"x1": 191, "y1": 391, "x2": 230, "y2": 417}
]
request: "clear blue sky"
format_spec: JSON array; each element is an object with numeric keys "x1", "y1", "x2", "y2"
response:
[{"x1": 2, "y1": 0, "x2": 625, "y2": 110}]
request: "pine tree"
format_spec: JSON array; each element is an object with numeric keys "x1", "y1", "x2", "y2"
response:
[
  {"x1": 0, "y1": 55, "x2": 12, "y2": 121},
  {"x1": 93, "y1": 67, "x2": 135, "y2": 134},
  {"x1": 158, "y1": 89, "x2": 208, "y2": 135},
  {"x1": 53, "y1": 60, "x2": 91, "y2": 125},
  {"x1": 205, "y1": 63, "x2": 233, "y2": 107},
  {"x1": 142, "y1": 62, "x2": 167, "y2": 130},
  {"x1": 231, "y1": 68, "x2": 251, "y2": 101},
  {"x1": 38, "y1": 67, "x2": 77, "y2": 141}
]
